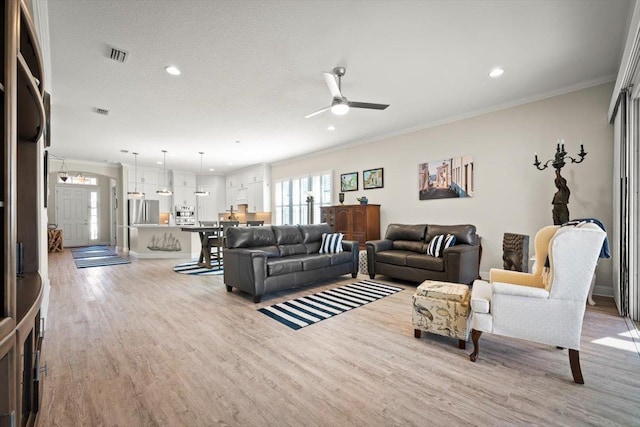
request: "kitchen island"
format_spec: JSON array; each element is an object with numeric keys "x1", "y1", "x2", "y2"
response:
[{"x1": 128, "y1": 225, "x2": 201, "y2": 259}]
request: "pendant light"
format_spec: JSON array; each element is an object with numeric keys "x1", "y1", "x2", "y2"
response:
[
  {"x1": 127, "y1": 152, "x2": 145, "y2": 199},
  {"x1": 58, "y1": 159, "x2": 69, "y2": 182},
  {"x1": 156, "y1": 149, "x2": 173, "y2": 196},
  {"x1": 194, "y1": 152, "x2": 209, "y2": 197}
]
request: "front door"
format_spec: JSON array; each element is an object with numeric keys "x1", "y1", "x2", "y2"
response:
[{"x1": 56, "y1": 185, "x2": 90, "y2": 247}]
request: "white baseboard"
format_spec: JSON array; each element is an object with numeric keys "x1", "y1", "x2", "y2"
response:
[{"x1": 593, "y1": 284, "x2": 614, "y2": 298}]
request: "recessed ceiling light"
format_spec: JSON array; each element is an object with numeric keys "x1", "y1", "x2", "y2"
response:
[
  {"x1": 227, "y1": 162, "x2": 233, "y2": 165},
  {"x1": 489, "y1": 68, "x2": 504, "y2": 78},
  {"x1": 156, "y1": 161, "x2": 163, "y2": 165},
  {"x1": 327, "y1": 125, "x2": 335, "y2": 131},
  {"x1": 165, "y1": 65, "x2": 181, "y2": 76},
  {"x1": 209, "y1": 168, "x2": 215, "y2": 171},
  {"x1": 235, "y1": 140, "x2": 240, "y2": 144}
]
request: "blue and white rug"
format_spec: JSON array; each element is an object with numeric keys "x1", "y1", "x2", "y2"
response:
[
  {"x1": 258, "y1": 280, "x2": 404, "y2": 330},
  {"x1": 74, "y1": 255, "x2": 130, "y2": 269},
  {"x1": 173, "y1": 260, "x2": 224, "y2": 276}
]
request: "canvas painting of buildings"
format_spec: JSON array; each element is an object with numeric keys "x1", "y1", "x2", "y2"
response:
[{"x1": 418, "y1": 155, "x2": 474, "y2": 200}]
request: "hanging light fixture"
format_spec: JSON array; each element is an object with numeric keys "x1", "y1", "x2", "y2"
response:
[
  {"x1": 58, "y1": 159, "x2": 69, "y2": 182},
  {"x1": 127, "y1": 152, "x2": 145, "y2": 199},
  {"x1": 156, "y1": 149, "x2": 173, "y2": 196},
  {"x1": 194, "y1": 152, "x2": 210, "y2": 197}
]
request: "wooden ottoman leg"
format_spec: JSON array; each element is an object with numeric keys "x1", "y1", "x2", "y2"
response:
[{"x1": 414, "y1": 329, "x2": 422, "y2": 338}]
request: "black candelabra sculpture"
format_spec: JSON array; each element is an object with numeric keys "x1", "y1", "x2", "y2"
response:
[{"x1": 533, "y1": 140, "x2": 587, "y2": 225}]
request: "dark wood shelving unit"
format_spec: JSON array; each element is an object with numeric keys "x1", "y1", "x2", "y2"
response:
[
  {"x1": 2, "y1": 1, "x2": 47, "y2": 426},
  {"x1": 321, "y1": 204, "x2": 381, "y2": 247}
]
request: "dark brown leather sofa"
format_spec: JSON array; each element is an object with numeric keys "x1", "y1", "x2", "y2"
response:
[
  {"x1": 223, "y1": 223, "x2": 358, "y2": 302},
  {"x1": 366, "y1": 223, "x2": 480, "y2": 285}
]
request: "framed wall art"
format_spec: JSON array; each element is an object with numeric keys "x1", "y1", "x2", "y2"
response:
[
  {"x1": 340, "y1": 172, "x2": 358, "y2": 192},
  {"x1": 363, "y1": 167, "x2": 384, "y2": 189},
  {"x1": 418, "y1": 155, "x2": 474, "y2": 200}
]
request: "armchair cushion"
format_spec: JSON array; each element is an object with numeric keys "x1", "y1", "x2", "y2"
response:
[{"x1": 493, "y1": 282, "x2": 550, "y2": 299}]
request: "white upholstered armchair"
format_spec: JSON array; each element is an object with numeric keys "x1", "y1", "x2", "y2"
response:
[{"x1": 469, "y1": 224, "x2": 606, "y2": 384}]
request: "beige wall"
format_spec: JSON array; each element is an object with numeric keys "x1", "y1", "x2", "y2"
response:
[{"x1": 272, "y1": 83, "x2": 614, "y2": 293}]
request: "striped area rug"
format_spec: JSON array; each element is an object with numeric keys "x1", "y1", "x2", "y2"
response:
[
  {"x1": 258, "y1": 280, "x2": 404, "y2": 330},
  {"x1": 74, "y1": 256, "x2": 130, "y2": 268},
  {"x1": 173, "y1": 260, "x2": 224, "y2": 276}
]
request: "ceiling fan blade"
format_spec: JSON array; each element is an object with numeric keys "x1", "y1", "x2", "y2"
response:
[
  {"x1": 348, "y1": 101, "x2": 389, "y2": 110},
  {"x1": 323, "y1": 72, "x2": 342, "y2": 98},
  {"x1": 304, "y1": 106, "x2": 331, "y2": 119}
]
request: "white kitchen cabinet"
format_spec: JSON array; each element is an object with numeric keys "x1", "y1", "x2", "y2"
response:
[
  {"x1": 225, "y1": 163, "x2": 271, "y2": 212},
  {"x1": 171, "y1": 170, "x2": 197, "y2": 207},
  {"x1": 196, "y1": 186, "x2": 218, "y2": 222}
]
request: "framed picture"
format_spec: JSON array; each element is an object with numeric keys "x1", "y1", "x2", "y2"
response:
[
  {"x1": 363, "y1": 167, "x2": 384, "y2": 189},
  {"x1": 340, "y1": 172, "x2": 358, "y2": 192},
  {"x1": 418, "y1": 155, "x2": 474, "y2": 200}
]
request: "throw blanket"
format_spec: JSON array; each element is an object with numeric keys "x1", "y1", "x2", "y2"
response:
[
  {"x1": 561, "y1": 218, "x2": 611, "y2": 259},
  {"x1": 542, "y1": 218, "x2": 610, "y2": 286}
]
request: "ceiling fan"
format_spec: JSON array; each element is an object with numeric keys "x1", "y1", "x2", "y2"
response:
[{"x1": 305, "y1": 67, "x2": 389, "y2": 118}]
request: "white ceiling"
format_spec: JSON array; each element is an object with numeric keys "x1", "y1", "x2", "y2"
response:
[{"x1": 45, "y1": 0, "x2": 631, "y2": 173}]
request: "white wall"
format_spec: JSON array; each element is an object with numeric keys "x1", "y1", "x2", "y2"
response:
[{"x1": 272, "y1": 83, "x2": 615, "y2": 293}]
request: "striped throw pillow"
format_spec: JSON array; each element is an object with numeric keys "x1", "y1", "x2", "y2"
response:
[
  {"x1": 427, "y1": 234, "x2": 456, "y2": 257},
  {"x1": 319, "y1": 233, "x2": 344, "y2": 254}
]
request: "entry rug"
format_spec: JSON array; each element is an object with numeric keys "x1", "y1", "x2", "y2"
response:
[
  {"x1": 173, "y1": 260, "x2": 224, "y2": 276},
  {"x1": 74, "y1": 255, "x2": 130, "y2": 269},
  {"x1": 259, "y1": 280, "x2": 404, "y2": 330},
  {"x1": 71, "y1": 249, "x2": 117, "y2": 259}
]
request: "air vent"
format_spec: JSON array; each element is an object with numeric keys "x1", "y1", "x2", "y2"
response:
[
  {"x1": 109, "y1": 47, "x2": 128, "y2": 63},
  {"x1": 94, "y1": 108, "x2": 110, "y2": 115}
]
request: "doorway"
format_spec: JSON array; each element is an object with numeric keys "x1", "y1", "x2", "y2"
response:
[{"x1": 56, "y1": 185, "x2": 99, "y2": 247}]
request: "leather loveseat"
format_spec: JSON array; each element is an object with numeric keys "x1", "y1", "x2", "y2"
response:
[
  {"x1": 366, "y1": 223, "x2": 480, "y2": 285},
  {"x1": 223, "y1": 223, "x2": 358, "y2": 302}
]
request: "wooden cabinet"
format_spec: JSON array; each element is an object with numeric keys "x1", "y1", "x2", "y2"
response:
[
  {"x1": 2, "y1": 2, "x2": 47, "y2": 426},
  {"x1": 321, "y1": 204, "x2": 381, "y2": 246}
]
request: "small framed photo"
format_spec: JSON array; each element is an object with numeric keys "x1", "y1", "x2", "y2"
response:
[
  {"x1": 340, "y1": 172, "x2": 358, "y2": 192},
  {"x1": 363, "y1": 167, "x2": 384, "y2": 190}
]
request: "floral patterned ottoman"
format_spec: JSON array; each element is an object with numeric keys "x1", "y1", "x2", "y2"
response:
[{"x1": 412, "y1": 280, "x2": 472, "y2": 349}]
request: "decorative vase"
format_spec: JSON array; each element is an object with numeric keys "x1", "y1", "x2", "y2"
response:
[{"x1": 339, "y1": 192, "x2": 345, "y2": 204}]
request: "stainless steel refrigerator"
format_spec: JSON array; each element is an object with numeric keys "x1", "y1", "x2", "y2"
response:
[{"x1": 128, "y1": 199, "x2": 160, "y2": 225}]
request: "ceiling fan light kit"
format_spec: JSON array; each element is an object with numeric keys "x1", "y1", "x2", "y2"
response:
[{"x1": 305, "y1": 66, "x2": 389, "y2": 119}]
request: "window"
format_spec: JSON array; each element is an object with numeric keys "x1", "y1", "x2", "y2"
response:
[
  {"x1": 89, "y1": 191, "x2": 98, "y2": 240},
  {"x1": 275, "y1": 171, "x2": 332, "y2": 225}
]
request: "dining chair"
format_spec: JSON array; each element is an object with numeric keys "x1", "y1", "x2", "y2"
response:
[
  {"x1": 211, "y1": 221, "x2": 239, "y2": 266},
  {"x1": 199, "y1": 220, "x2": 218, "y2": 227},
  {"x1": 246, "y1": 220, "x2": 264, "y2": 226}
]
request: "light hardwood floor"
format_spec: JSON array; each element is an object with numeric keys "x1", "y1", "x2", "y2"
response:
[{"x1": 38, "y1": 250, "x2": 640, "y2": 426}]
